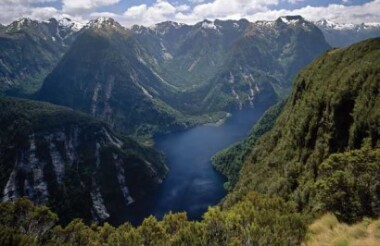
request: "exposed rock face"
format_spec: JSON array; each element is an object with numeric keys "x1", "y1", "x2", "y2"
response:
[
  {"x1": 36, "y1": 16, "x2": 329, "y2": 138},
  {"x1": 0, "y1": 18, "x2": 81, "y2": 95},
  {"x1": 0, "y1": 97, "x2": 168, "y2": 224}
]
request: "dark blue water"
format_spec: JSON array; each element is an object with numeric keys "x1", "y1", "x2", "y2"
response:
[{"x1": 118, "y1": 106, "x2": 268, "y2": 225}]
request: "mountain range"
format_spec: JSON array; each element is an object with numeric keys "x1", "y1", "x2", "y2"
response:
[
  {"x1": 0, "y1": 13, "x2": 379, "y2": 238},
  {"x1": 34, "y1": 15, "x2": 330, "y2": 138},
  {"x1": 315, "y1": 19, "x2": 380, "y2": 47},
  {"x1": 0, "y1": 18, "x2": 81, "y2": 96},
  {"x1": 0, "y1": 36, "x2": 378, "y2": 246}
]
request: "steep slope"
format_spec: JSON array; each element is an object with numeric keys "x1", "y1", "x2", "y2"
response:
[
  {"x1": 315, "y1": 19, "x2": 380, "y2": 47},
  {"x1": 212, "y1": 101, "x2": 285, "y2": 188},
  {"x1": 37, "y1": 16, "x2": 330, "y2": 136},
  {"x1": 131, "y1": 16, "x2": 330, "y2": 114},
  {"x1": 0, "y1": 18, "x2": 81, "y2": 96},
  {"x1": 225, "y1": 38, "x2": 380, "y2": 222},
  {"x1": 37, "y1": 18, "x2": 193, "y2": 139},
  {"x1": 0, "y1": 97, "x2": 168, "y2": 224},
  {"x1": 132, "y1": 19, "x2": 251, "y2": 90}
]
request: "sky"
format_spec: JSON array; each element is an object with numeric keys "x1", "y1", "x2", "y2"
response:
[{"x1": 1, "y1": 0, "x2": 380, "y2": 26}]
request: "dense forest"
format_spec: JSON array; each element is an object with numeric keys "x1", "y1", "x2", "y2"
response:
[{"x1": 0, "y1": 37, "x2": 379, "y2": 245}]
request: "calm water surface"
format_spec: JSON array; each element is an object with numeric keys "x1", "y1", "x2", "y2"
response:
[{"x1": 117, "y1": 105, "x2": 268, "y2": 225}]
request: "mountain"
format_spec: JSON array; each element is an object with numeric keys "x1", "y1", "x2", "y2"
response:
[
  {"x1": 0, "y1": 18, "x2": 82, "y2": 96},
  {"x1": 36, "y1": 17, "x2": 203, "y2": 139},
  {"x1": 0, "y1": 97, "x2": 168, "y2": 224},
  {"x1": 37, "y1": 16, "x2": 330, "y2": 137},
  {"x1": 0, "y1": 29, "x2": 378, "y2": 246},
  {"x1": 132, "y1": 16, "x2": 330, "y2": 112},
  {"x1": 224, "y1": 38, "x2": 380, "y2": 223},
  {"x1": 315, "y1": 19, "x2": 380, "y2": 47},
  {"x1": 198, "y1": 16, "x2": 330, "y2": 112}
]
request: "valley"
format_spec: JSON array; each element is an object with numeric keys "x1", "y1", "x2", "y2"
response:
[
  {"x1": 115, "y1": 106, "x2": 268, "y2": 226},
  {"x1": 0, "y1": 7, "x2": 379, "y2": 245}
]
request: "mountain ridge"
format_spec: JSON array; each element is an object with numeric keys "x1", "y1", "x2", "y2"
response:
[
  {"x1": 0, "y1": 96, "x2": 168, "y2": 224},
  {"x1": 223, "y1": 38, "x2": 380, "y2": 223}
]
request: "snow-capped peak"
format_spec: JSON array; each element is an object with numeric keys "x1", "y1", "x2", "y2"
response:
[
  {"x1": 58, "y1": 18, "x2": 85, "y2": 31},
  {"x1": 146, "y1": 21, "x2": 186, "y2": 35},
  {"x1": 149, "y1": 21, "x2": 185, "y2": 30},
  {"x1": 6, "y1": 18, "x2": 37, "y2": 31},
  {"x1": 87, "y1": 17, "x2": 122, "y2": 30},
  {"x1": 315, "y1": 19, "x2": 355, "y2": 30},
  {"x1": 201, "y1": 20, "x2": 218, "y2": 30},
  {"x1": 314, "y1": 19, "x2": 380, "y2": 31}
]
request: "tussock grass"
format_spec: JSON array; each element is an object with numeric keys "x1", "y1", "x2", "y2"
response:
[{"x1": 304, "y1": 214, "x2": 380, "y2": 246}]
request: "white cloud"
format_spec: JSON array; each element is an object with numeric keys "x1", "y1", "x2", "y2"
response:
[
  {"x1": 177, "y1": 4, "x2": 191, "y2": 12},
  {"x1": 0, "y1": 0, "x2": 61, "y2": 24},
  {"x1": 245, "y1": 0, "x2": 380, "y2": 24},
  {"x1": 123, "y1": 0, "x2": 177, "y2": 26},
  {"x1": 189, "y1": 0, "x2": 205, "y2": 3},
  {"x1": 288, "y1": 0, "x2": 305, "y2": 4},
  {"x1": 90, "y1": 11, "x2": 118, "y2": 18},
  {"x1": 0, "y1": 0, "x2": 379, "y2": 27},
  {"x1": 174, "y1": 0, "x2": 279, "y2": 23},
  {"x1": 0, "y1": 0, "x2": 56, "y2": 4},
  {"x1": 63, "y1": 0, "x2": 121, "y2": 14}
]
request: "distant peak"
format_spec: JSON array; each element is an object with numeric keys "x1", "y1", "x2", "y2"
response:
[
  {"x1": 151, "y1": 20, "x2": 186, "y2": 30},
  {"x1": 12, "y1": 17, "x2": 35, "y2": 26},
  {"x1": 87, "y1": 17, "x2": 122, "y2": 30},
  {"x1": 201, "y1": 19, "x2": 213, "y2": 24},
  {"x1": 58, "y1": 17, "x2": 85, "y2": 31},
  {"x1": 6, "y1": 17, "x2": 38, "y2": 31},
  {"x1": 314, "y1": 19, "x2": 380, "y2": 30}
]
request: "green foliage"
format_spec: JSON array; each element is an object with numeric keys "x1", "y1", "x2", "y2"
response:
[
  {"x1": 212, "y1": 100, "x2": 285, "y2": 188},
  {"x1": 0, "y1": 198, "x2": 57, "y2": 244},
  {"x1": 0, "y1": 97, "x2": 168, "y2": 224},
  {"x1": 0, "y1": 193, "x2": 306, "y2": 246},
  {"x1": 0, "y1": 19, "x2": 75, "y2": 96},
  {"x1": 315, "y1": 144, "x2": 380, "y2": 222},
  {"x1": 224, "y1": 38, "x2": 380, "y2": 222}
]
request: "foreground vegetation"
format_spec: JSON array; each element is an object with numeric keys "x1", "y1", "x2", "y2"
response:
[
  {"x1": 225, "y1": 38, "x2": 380, "y2": 222},
  {"x1": 304, "y1": 213, "x2": 380, "y2": 246},
  {"x1": 0, "y1": 193, "x2": 306, "y2": 245}
]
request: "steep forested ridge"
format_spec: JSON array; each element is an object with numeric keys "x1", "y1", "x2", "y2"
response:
[
  {"x1": 225, "y1": 38, "x2": 380, "y2": 223},
  {"x1": 212, "y1": 100, "x2": 285, "y2": 189},
  {"x1": 0, "y1": 97, "x2": 167, "y2": 224}
]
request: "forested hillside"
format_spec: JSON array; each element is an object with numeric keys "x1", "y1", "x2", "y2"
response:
[
  {"x1": 225, "y1": 38, "x2": 380, "y2": 223},
  {"x1": 0, "y1": 37, "x2": 378, "y2": 246},
  {"x1": 0, "y1": 97, "x2": 167, "y2": 224}
]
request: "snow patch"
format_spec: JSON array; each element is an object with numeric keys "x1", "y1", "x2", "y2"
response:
[
  {"x1": 58, "y1": 18, "x2": 85, "y2": 31},
  {"x1": 202, "y1": 21, "x2": 218, "y2": 30}
]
